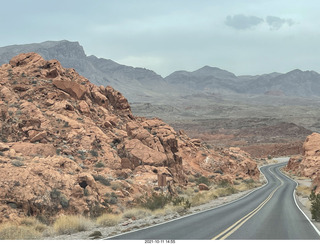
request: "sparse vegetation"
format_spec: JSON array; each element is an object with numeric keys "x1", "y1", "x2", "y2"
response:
[
  {"x1": 309, "y1": 190, "x2": 320, "y2": 222},
  {"x1": 11, "y1": 160, "x2": 24, "y2": 167},
  {"x1": 137, "y1": 192, "x2": 171, "y2": 211},
  {"x1": 53, "y1": 215, "x2": 93, "y2": 235},
  {"x1": 0, "y1": 222, "x2": 42, "y2": 240},
  {"x1": 90, "y1": 149, "x2": 99, "y2": 157},
  {"x1": 96, "y1": 213, "x2": 122, "y2": 227},
  {"x1": 196, "y1": 176, "x2": 211, "y2": 186},
  {"x1": 19, "y1": 217, "x2": 48, "y2": 233},
  {"x1": 296, "y1": 185, "x2": 311, "y2": 198},
  {"x1": 122, "y1": 208, "x2": 152, "y2": 220},
  {"x1": 93, "y1": 174, "x2": 111, "y2": 186}
]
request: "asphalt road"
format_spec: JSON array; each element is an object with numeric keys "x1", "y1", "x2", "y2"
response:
[{"x1": 109, "y1": 161, "x2": 320, "y2": 240}]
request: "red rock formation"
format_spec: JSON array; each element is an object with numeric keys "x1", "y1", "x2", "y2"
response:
[
  {"x1": 285, "y1": 132, "x2": 320, "y2": 193},
  {"x1": 0, "y1": 53, "x2": 259, "y2": 223}
]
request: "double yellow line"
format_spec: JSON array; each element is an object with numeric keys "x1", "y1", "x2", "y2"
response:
[{"x1": 212, "y1": 167, "x2": 284, "y2": 240}]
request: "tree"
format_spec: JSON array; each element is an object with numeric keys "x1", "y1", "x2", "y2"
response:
[{"x1": 309, "y1": 190, "x2": 320, "y2": 222}]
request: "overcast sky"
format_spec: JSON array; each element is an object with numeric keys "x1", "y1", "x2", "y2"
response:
[{"x1": 1, "y1": 0, "x2": 319, "y2": 77}]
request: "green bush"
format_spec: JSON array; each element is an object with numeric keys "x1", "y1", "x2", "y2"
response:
[
  {"x1": 137, "y1": 193, "x2": 191, "y2": 211},
  {"x1": 11, "y1": 160, "x2": 24, "y2": 167},
  {"x1": 93, "y1": 175, "x2": 110, "y2": 186},
  {"x1": 196, "y1": 176, "x2": 210, "y2": 186},
  {"x1": 309, "y1": 190, "x2": 320, "y2": 222},
  {"x1": 137, "y1": 192, "x2": 171, "y2": 211}
]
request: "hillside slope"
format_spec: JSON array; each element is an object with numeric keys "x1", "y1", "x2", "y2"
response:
[
  {"x1": 0, "y1": 53, "x2": 259, "y2": 223},
  {"x1": 0, "y1": 41, "x2": 169, "y2": 103}
]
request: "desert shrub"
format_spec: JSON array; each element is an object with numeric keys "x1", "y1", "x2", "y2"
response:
[
  {"x1": 137, "y1": 192, "x2": 171, "y2": 211},
  {"x1": 104, "y1": 192, "x2": 118, "y2": 205},
  {"x1": 215, "y1": 186, "x2": 237, "y2": 197},
  {"x1": 196, "y1": 176, "x2": 210, "y2": 186},
  {"x1": 59, "y1": 195, "x2": 69, "y2": 209},
  {"x1": 96, "y1": 214, "x2": 122, "y2": 227},
  {"x1": 11, "y1": 160, "x2": 24, "y2": 167},
  {"x1": 122, "y1": 208, "x2": 152, "y2": 220},
  {"x1": 0, "y1": 222, "x2": 41, "y2": 240},
  {"x1": 50, "y1": 189, "x2": 69, "y2": 209},
  {"x1": 171, "y1": 196, "x2": 191, "y2": 209},
  {"x1": 93, "y1": 175, "x2": 111, "y2": 186},
  {"x1": 217, "y1": 179, "x2": 231, "y2": 188},
  {"x1": 89, "y1": 201, "x2": 108, "y2": 218},
  {"x1": 309, "y1": 190, "x2": 320, "y2": 222},
  {"x1": 111, "y1": 181, "x2": 121, "y2": 190},
  {"x1": 90, "y1": 150, "x2": 99, "y2": 157},
  {"x1": 20, "y1": 217, "x2": 47, "y2": 232},
  {"x1": 153, "y1": 205, "x2": 185, "y2": 217},
  {"x1": 190, "y1": 191, "x2": 217, "y2": 207},
  {"x1": 53, "y1": 215, "x2": 93, "y2": 235},
  {"x1": 94, "y1": 162, "x2": 105, "y2": 168},
  {"x1": 296, "y1": 185, "x2": 311, "y2": 198}
]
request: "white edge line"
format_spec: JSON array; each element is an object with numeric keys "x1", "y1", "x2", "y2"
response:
[
  {"x1": 104, "y1": 162, "x2": 279, "y2": 240},
  {"x1": 279, "y1": 168, "x2": 320, "y2": 236}
]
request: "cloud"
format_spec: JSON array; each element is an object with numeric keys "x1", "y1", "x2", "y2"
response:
[
  {"x1": 225, "y1": 14, "x2": 264, "y2": 30},
  {"x1": 266, "y1": 16, "x2": 294, "y2": 30}
]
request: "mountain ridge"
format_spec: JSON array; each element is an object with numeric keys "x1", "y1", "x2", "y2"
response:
[{"x1": 1, "y1": 40, "x2": 320, "y2": 100}]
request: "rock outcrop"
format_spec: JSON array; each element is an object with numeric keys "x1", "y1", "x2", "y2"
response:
[
  {"x1": 285, "y1": 132, "x2": 320, "y2": 193},
  {"x1": 0, "y1": 53, "x2": 259, "y2": 223}
]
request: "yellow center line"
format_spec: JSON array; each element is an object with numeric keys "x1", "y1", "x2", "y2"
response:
[{"x1": 211, "y1": 167, "x2": 284, "y2": 240}]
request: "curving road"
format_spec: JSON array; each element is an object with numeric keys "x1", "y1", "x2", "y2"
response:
[{"x1": 108, "y1": 161, "x2": 320, "y2": 240}]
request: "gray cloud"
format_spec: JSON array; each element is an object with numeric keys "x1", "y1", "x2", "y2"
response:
[
  {"x1": 225, "y1": 14, "x2": 264, "y2": 30},
  {"x1": 266, "y1": 16, "x2": 294, "y2": 30}
]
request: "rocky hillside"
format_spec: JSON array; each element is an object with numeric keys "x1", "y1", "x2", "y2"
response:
[
  {"x1": 0, "y1": 41, "x2": 169, "y2": 103},
  {"x1": 0, "y1": 53, "x2": 259, "y2": 223},
  {"x1": 285, "y1": 133, "x2": 320, "y2": 194}
]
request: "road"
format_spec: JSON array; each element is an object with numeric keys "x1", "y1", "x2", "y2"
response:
[{"x1": 109, "y1": 161, "x2": 320, "y2": 240}]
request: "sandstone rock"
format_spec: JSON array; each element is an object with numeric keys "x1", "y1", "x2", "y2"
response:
[
  {"x1": 0, "y1": 143, "x2": 9, "y2": 151},
  {"x1": 30, "y1": 131, "x2": 47, "y2": 143},
  {"x1": 121, "y1": 139, "x2": 167, "y2": 167},
  {"x1": 9, "y1": 52, "x2": 44, "y2": 67},
  {"x1": 11, "y1": 142, "x2": 56, "y2": 157},
  {"x1": 198, "y1": 183, "x2": 209, "y2": 191},
  {"x1": 303, "y1": 133, "x2": 320, "y2": 156},
  {"x1": 79, "y1": 100, "x2": 90, "y2": 114},
  {"x1": 53, "y1": 78, "x2": 86, "y2": 100},
  {"x1": 286, "y1": 132, "x2": 320, "y2": 193}
]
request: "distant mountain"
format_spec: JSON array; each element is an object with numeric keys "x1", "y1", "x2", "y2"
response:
[
  {"x1": 236, "y1": 69, "x2": 320, "y2": 96},
  {"x1": 1, "y1": 40, "x2": 320, "y2": 101},
  {"x1": 165, "y1": 66, "x2": 239, "y2": 94},
  {"x1": 0, "y1": 40, "x2": 170, "y2": 103},
  {"x1": 166, "y1": 66, "x2": 320, "y2": 97}
]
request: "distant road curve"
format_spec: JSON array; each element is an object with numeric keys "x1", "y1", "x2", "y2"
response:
[{"x1": 108, "y1": 161, "x2": 320, "y2": 240}]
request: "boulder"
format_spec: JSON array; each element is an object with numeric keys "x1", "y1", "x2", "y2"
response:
[
  {"x1": 198, "y1": 183, "x2": 209, "y2": 191},
  {"x1": 53, "y1": 78, "x2": 86, "y2": 100}
]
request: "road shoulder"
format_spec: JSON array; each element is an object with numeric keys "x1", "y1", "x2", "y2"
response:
[{"x1": 281, "y1": 169, "x2": 320, "y2": 233}]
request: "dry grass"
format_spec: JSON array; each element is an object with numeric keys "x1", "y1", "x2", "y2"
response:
[
  {"x1": 19, "y1": 217, "x2": 47, "y2": 233},
  {"x1": 96, "y1": 213, "x2": 122, "y2": 227},
  {"x1": 0, "y1": 222, "x2": 42, "y2": 240},
  {"x1": 180, "y1": 179, "x2": 260, "y2": 207},
  {"x1": 153, "y1": 205, "x2": 185, "y2": 217},
  {"x1": 53, "y1": 215, "x2": 93, "y2": 235},
  {"x1": 189, "y1": 190, "x2": 218, "y2": 207},
  {"x1": 296, "y1": 185, "x2": 312, "y2": 198},
  {"x1": 122, "y1": 207, "x2": 152, "y2": 220}
]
